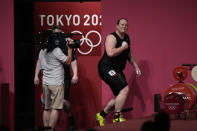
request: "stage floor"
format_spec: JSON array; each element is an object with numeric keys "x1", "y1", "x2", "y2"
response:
[{"x1": 89, "y1": 116, "x2": 197, "y2": 131}]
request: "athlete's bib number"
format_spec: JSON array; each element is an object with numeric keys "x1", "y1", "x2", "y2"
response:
[{"x1": 108, "y1": 70, "x2": 116, "y2": 76}]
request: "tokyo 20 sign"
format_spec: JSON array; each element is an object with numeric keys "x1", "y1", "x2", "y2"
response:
[{"x1": 34, "y1": 2, "x2": 101, "y2": 56}]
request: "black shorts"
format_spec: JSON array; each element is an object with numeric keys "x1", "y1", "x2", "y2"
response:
[
  {"x1": 98, "y1": 67, "x2": 128, "y2": 96},
  {"x1": 64, "y1": 66, "x2": 71, "y2": 100}
]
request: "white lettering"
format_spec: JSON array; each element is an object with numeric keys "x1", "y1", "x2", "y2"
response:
[
  {"x1": 56, "y1": 15, "x2": 64, "y2": 26},
  {"x1": 65, "y1": 15, "x2": 72, "y2": 26},
  {"x1": 84, "y1": 14, "x2": 90, "y2": 26},
  {"x1": 92, "y1": 14, "x2": 98, "y2": 26},
  {"x1": 40, "y1": 15, "x2": 46, "y2": 26},
  {"x1": 38, "y1": 14, "x2": 101, "y2": 27},
  {"x1": 99, "y1": 15, "x2": 102, "y2": 26},
  {"x1": 73, "y1": 15, "x2": 80, "y2": 26},
  {"x1": 47, "y1": 15, "x2": 54, "y2": 26}
]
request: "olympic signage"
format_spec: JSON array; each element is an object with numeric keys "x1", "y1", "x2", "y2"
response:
[{"x1": 34, "y1": 2, "x2": 101, "y2": 56}]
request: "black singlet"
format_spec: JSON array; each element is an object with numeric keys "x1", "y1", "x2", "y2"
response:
[{"x1": 98, "y1": 32, "x2": 130, "y2": 72}]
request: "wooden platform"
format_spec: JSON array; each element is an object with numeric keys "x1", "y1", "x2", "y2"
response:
[{"x1": 85, "y1": 116, "x2": 197, "y2": 131}]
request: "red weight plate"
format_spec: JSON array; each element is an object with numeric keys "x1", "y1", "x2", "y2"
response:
[
  {"x1": 173, "y1": 66, "x2": 188, "y2": 82},
  {"x1": 164, "y1": 83, "x2": 196, "y2": 109},
  {"x1": 164, "y1": 92, "x2": 185, "y2": 114},
  {"x1": 191, "y1": 66, "x2": 197, "y2": 82},
  {"x1": 186, "y1": 83, "x2": 197, "y2": 104}
]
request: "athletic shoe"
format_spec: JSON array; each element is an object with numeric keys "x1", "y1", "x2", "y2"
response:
[
  {"x1": 113, "y1": 114, "x2": 126, "y2": 123},
  {"x1": 96, "y1": 113, "x2": 105, "y2": 126}
]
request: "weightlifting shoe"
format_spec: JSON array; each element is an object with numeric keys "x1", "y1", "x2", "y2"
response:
[
  {"x1": 113, "y1": 113, "x2": 126, "y2": 123},
  {"x1": 96, "y1": 113, "x2": 105, "y2": 126}
]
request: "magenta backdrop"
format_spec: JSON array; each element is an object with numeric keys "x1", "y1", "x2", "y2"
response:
[
  {"x1": 101, "y1": 0, "x2": 197, "y2": 122},
  {"x1": 0, "y1": 0, "x2": 14, "y2": 131},
  {"x1": 1, "y1": 0, "x2": 197, "y2": 130}
]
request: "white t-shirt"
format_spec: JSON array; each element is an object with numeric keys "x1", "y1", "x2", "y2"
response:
[{"x1": 39, "y1": 48, "x2": 67, "y2": 86}]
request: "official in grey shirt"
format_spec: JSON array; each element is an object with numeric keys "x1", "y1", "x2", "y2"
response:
[
  {"x1": 39, "y1": 47, "x2": 67, "y2": 86},
  {"x1": 34, "y1": 42, "x2": 72, "y2": 130}
]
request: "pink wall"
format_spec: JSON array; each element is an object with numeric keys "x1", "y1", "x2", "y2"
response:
[
  {"x1": 0, "y1": 0, "x2": 14, "y2": 130},
  {"x1": 101, "y1": 0, "x2": 197, "y2": 121},
  {"x1": 0, "y1": 0, "x2": 197, "y2": 130}
]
